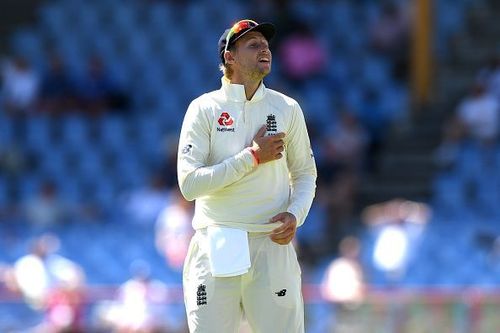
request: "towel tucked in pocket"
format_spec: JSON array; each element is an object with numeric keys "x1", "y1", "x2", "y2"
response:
[{"x1": 206, "y1": 226, "x2": 251, "y2": 277}]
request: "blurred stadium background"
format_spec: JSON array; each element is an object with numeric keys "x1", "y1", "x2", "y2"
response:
[{"x1": 1, "y1": 0, "x2": 500, "y2": 332}]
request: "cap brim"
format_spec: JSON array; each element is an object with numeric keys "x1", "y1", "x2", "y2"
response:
[{"x1": 232, "y1": 22, "x2": 276, "y2": 45}]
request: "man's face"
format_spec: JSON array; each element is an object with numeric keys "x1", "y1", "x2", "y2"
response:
[{"x1": 230, "y1": 31, "x2": 272, "y2": 80}]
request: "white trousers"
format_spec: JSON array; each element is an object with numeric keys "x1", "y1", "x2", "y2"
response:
[{"x1": 183, "y1": 229, "x2": 304, "y2": 333}]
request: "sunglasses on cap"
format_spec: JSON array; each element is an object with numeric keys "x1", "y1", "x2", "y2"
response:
[{"x1": 224, "y1": 19, "x2": 259, "y2": 53}]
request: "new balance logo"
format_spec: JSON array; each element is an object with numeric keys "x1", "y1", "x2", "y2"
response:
[
  {"x1": 197, "y1": 284, "x2": 207, "y2": 305},
  {"x1": 181, "y1": 144, "x2": 192, "y2": 154},
  {"x1": 275, "y1": 289, "x2": 287, "y2": 297}
]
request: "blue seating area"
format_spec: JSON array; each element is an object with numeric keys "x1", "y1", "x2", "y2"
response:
[
  {"x1": 433, "y1": 144, "x2": 500, "y2": 219},
  {"x1": 0, "y1": 0, "x2": 489, "y2": 331},
  {"x1": 355, "y1": 142, "x2": 500, "y2": 289},
  {"x1": 361, "y1": 213, "x2": 500, "y2": 288},
  {"x1": 2, "y1": 0, "x2": 414, "y2": 218}
]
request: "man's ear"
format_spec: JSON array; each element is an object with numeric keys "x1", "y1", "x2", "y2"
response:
[{"x1": 224, "y1": 50, "x2": 235, "y2": 65}]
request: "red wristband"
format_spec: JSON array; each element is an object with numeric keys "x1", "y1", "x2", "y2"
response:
[{"x1": 249, "y1": 148, "x2": 260, "y2": 165}]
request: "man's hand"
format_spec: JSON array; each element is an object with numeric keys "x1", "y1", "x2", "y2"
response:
[
  {"x1": 269, "y1": 212, "x2": 297, "y2": 245},
  {"x1": 251, "y1": 125, "x2": 285, "y2": 164}
]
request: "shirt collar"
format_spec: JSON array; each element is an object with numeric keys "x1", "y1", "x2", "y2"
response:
[{"x1": 220, "y1": 77, "x2": 266, "y2": 103}]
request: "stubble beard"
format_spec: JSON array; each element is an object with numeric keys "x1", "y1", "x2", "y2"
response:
[{"x1": 250, "y1": 64, "x2": 271, "y2": 82}]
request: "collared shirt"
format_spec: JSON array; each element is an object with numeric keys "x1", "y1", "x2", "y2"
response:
[{"x1": 177, "y1": 77, "x2": 317, "y2": 232}]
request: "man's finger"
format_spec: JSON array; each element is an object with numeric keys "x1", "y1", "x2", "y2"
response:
[
  {"x1": 272, "y1": 230, "x2": 293, "y2": 240},
  {"x1": 271, "y1": 233, "x2": 294, "y2": 245},
  {"x1": 270, "y1": 137, "x2": 284, "y2": 143},
  {"x1": 269, "y1": 213, "x2": 286, "y2": 223},
  {"x1": 271, "y1": 233, "x2": 289, "y2": 241},
  {"x1": 272, "y1": 220, "x2": 293, "y2": 234},
  {"x1": 272, "y1": 225, "x2": 287, "y2": 235},
  {"x1": 272, "y1": 142, "x2": 284, "y2": 150},
  {"x1": 255, "y1": 125, "x2": 267, "y2": 138}
]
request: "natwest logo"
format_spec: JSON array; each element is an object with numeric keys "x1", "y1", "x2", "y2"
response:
[
  {"x1": 218, "y1": 112, "x2": 234, "y2": 126},
  {"x1": 217, "y1": 112, "x2": 235, "y2": 132}
]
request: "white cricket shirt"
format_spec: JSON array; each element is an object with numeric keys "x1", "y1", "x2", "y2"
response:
[{"x1": 177, "y1": 77, "x2": 317, "y2": 232}]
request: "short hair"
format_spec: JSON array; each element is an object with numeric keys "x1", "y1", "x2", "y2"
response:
[
  {"x1": 219, "y1": 62, "x2": 234, "y2": 80},
  {"x1": 219, "y1": 45, "x2": 236, "y2": 79}
]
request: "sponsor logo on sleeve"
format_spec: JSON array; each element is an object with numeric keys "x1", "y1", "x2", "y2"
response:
[{"x1": 181, "y1": 144, "x2": 193, "y2": 154}]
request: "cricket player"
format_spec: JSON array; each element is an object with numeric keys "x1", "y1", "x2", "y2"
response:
[{"x1": 177, "y1": 19, "x2": 317, "y2": 332}]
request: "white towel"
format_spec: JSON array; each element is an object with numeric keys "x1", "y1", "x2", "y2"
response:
[{"x1": 206, "y1": 226, "x2": 251, "y2": 277}]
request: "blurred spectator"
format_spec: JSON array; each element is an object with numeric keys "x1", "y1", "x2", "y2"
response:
[
  {"x1": 38, "y1": 53, "x2": 76, "y2": 115},
  {"x1": 1, "y1": 55, "x2": 40, "y2": 115},
  {"x1": 363, "y1": 199, "x2": 430, "y2": 282},
  {"x1": 155, "y1": 188, "x2": 193, "y2": 271},
  {"x1": 369, "y1": 1, "x2": 410, "y2": 81},
  {"x1": 321, "y1": 236, "x2": 364, "y2": 305},
  {"x1": 455, "y1": 82, "x2": 499, "y2": 145},
  {"x1": 74, "y1": 55, "x2": 128, "y2": 115},
  {"x1": 433, "y1": 114, "x2": 465, "y2": 171},
  {"x1": 314, "y1": 111, "x2": 364, "y2": 249},
  {"x1": 321, "y1": 109, "x2": 368, "y2": 174},
  {"x1": 122, "y1": 173, "x2": 171, "y2": 225},
  {"x1": 278, "y1": 20, "x2": 327, "y2": 87},
  {"x1": 96, "y1": 260, "x2": 175, "y2": 333},
  {"x1": 9, "y1": 234, "x2": 86, "y2": 332},
  {"x1": 314, "y1": 236, "x2": 364, "y2": 333},
  {"x1": 372, "y1": 219, "x2": 409, "y2": 277},
  {"x1": 357, "y1": 87, "x2": 388, "y2": 172},
  {"x1": 23, "y1": 181, "x2": 69, "y2": 228},
  {"x1": 321, "y1": 170, "x2": 359, "y2": 253},
  {"x1": 370, "y1": 2, "x2": 410, "y2": 55},
  {"x1": 434, "y1": 80, "x2": 499, "y2": 172}
]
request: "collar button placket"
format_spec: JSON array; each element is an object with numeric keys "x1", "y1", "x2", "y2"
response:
[{"x1": 243, "y1": 101, "x2": 247, "y2": 124}]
